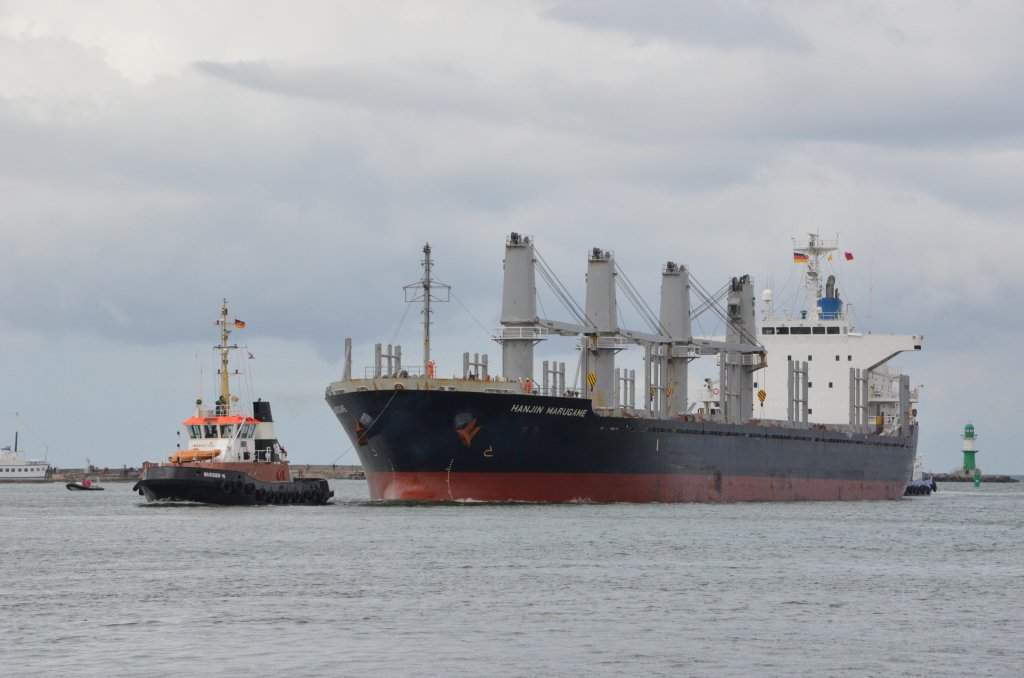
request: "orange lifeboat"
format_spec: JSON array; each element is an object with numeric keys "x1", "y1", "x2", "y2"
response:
[{"x1": 169, "y1": 449, "x2": 220, "y2": 463}]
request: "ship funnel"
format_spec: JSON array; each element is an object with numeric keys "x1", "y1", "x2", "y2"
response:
[
  {"x1": 818, "y1": 274, "x2": 843, "y2": 320},
  {"x1": 253, "y1": 400, "x2": 274, "y2": 422}
]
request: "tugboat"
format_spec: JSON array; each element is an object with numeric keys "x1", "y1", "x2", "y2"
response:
[{"x1": 134, "y1": 300, "x2": 333, "y2": 506}]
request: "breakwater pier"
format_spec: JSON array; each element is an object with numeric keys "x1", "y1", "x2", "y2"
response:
[{"x1": 931, "y1": 473, "x2": 1018, "y2": 483}]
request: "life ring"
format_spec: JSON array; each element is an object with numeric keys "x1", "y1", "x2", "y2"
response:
[
  {"x1": 712, "y1": 388, "x2": 719, "y2": 395},
  {"x1": 219, "y1": 480, "x2": 233, "y2": 494},
  {"x1": 275, "y1": 469, "x2": 287, "y2": 481}
]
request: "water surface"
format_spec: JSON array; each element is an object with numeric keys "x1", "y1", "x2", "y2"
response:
[{"x1": 1, "y1": 481, "x2": 1021, "y2": 676}]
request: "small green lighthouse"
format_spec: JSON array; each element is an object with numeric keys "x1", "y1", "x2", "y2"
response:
[
  {"x1": 961, "y1": 423, "x2": 979, "y2": 481},
  {"x1": 961, "y1": 423, "x2": 978, "y2": 471}
]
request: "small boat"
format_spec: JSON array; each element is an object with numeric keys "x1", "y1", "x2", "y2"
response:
[
  {"x1": 133, "y1": 300, "x2": 333, "y2": 506},
  {"x1": 67, "y1": 477, "x2": 104, "y2": 491}
]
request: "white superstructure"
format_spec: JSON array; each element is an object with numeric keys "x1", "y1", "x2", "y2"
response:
[{"x1": 752, "y1": 234, "x2": 922, "y2": 430}]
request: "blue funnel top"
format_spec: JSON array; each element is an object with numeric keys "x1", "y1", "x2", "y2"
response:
[{"x1": 817, "y1": 297, "x2": 843, "y2": 320}]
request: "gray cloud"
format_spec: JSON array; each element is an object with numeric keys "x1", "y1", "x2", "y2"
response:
[{"x1": 544, "y1": 0, "x2": 811, "y2": 51}]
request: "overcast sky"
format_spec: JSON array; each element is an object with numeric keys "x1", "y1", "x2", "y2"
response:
[{"x1": 1, "y1": 1, "x2": 1021, "y2": 473}]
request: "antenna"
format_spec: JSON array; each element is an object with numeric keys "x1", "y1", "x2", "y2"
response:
[{"x1": 404, "y1": 243, "x2": 450, "y2": 370}]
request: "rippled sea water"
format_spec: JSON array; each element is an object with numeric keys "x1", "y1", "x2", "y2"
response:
[{"x1": 1, "y1": 480, "x2": 1021, "y2": 677}]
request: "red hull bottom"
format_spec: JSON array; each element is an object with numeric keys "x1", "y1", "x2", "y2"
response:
[{"x1": 366, "y1": 471, "x2": 906, "y2": 503}]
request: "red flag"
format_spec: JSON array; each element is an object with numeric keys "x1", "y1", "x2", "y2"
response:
[{"x1": 844, "y1": 252, "x2": 854, "y2": 261}]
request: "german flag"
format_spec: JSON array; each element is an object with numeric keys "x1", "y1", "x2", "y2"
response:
[
  {"x1": 793, "y1": 252, "x2": 809, "y2": 263},
  {"x1": 234, "y1": 319, "x2": 246, "y2": 329}
]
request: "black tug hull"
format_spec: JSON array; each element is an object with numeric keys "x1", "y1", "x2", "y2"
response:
[{"x1": 134, "y1": 466, "x2": 333, "y2": 506}]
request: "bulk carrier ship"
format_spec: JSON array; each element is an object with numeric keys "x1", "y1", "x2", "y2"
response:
[{"x1": 325, "y1": 233, "x2": 921, "y2": 503}]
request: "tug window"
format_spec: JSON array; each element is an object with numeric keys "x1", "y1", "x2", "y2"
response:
[
  {"x1": 220, "y1": 424, "x2": 235, "y2": 438},
  {"x1": 188, "y1": 425, "x2": 202, "y2": 438},
  {"x1": 204, "y1": 425, "x2": 218, "y2": 438}
]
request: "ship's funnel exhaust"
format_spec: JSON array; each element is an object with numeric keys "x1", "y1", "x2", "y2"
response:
[{"x1": 253, "y1": 400, "x2": 274, "y2": 422}]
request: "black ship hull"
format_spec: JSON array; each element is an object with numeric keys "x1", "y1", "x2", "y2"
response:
[
  {"x1": 134, "y1": 465, "x2": 333, "y2": 506},
  {"x1": 326, "y1": 388, "x2": 917, "y2": 503}
]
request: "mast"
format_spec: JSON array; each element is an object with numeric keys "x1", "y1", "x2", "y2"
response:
[
  {"x1": 404, "y1": 243, "x2": 449, "y2": 373},
  {"x1": 793, "y1": 232, "x2": 838, "y2": 300},
  {"x1": 215, "y1": 299, "x2": 235, "y2": 413},
  {"x1": 423, "y1": 244, "x2": 432, "y2": 369}
]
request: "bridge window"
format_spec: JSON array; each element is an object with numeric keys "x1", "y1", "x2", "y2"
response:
[
  {"x1": 791, "y1": 327, "x2": 811, "y2": 335},
  {"x1": 827, "y1": 327, "x2": 840, "y2": 335},
  {"x1": 776, "y1": 327, "x2": 790, "y2": 335},
  {"x1": 220, "y1": 424, "x2": 235, "y2": 438},
  {"x1": 204, "y1": 424, "x2": 218, "y2": 438},
  {"x1": 762, "y1": 327, "x2": 775, "y2": 335},
  {"x1": 812, "y1": 327, "x2": 825, "y2": 335},
  {"x1": 188, "y1": 425, "x2": 201, "y2": 439}
]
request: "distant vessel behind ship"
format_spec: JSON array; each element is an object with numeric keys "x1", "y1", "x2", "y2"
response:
[{"x1": 1, "y1": 413, "x2": 50, "y2": 482}]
